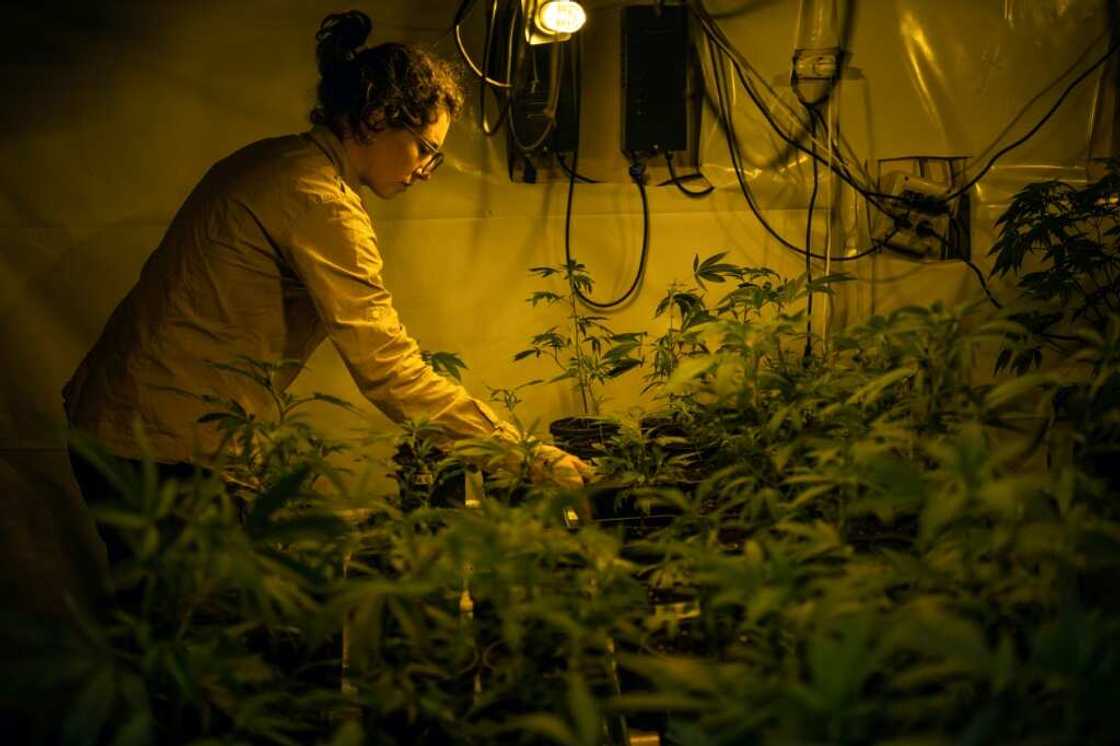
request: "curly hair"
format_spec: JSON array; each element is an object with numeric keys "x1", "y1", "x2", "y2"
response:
[{"x1": 310, "y1": 10, "x2": 465, "y2": 142}]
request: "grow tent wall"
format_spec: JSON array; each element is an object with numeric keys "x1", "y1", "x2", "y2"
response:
[{"x1": 0, "y1": 0, "x2": 1113, "y2": 613}]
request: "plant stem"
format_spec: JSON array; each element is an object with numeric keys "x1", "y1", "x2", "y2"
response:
[{"x1": 567, "y1": 267, "x2": 592, "y2": 416}]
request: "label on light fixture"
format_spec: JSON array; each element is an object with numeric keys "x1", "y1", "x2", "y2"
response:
[{"x1": 537, "y1": 0, "x2": 586, "y2": 35}]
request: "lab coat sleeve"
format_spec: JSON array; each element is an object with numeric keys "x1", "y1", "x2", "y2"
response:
[{"x1": 279, "y1": 179, "x2": 512, "y2": 445}]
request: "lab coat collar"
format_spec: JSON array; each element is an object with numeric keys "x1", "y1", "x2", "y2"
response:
[{"x1": 307, "y1": 124, "x2": 363, "y2": 194}]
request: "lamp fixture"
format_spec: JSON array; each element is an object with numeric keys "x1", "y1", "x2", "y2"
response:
[
  {"x1": 522, "y1": 0, "x2": 586, "y2": 44},
  {"x1": 538, "y1": 1, "x2": 586, "y2": 34}
]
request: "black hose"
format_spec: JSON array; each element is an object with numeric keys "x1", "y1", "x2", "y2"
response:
[{"x1": 665, "y1": 152, "x2": 714, "y2": 197}]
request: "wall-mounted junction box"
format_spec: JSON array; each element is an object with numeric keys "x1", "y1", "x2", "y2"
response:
[{"x1": 872, "y1": 156, "x2": 971, "y2": 261}]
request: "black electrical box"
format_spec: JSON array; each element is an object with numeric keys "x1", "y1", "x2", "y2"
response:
[
  {"x1": 621, "y1": 4, "x2": 689, "y2": 155},
  {"x1": 509, "y1": 42, "x2": 580, "y2": 155}
]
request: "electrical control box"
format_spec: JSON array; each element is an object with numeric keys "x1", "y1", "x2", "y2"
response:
[
  {"x1": 495, "y1": 6, "x2": 581, "y2": 183},
  {"x1": 621, "y1": 4, "x2": 689, "y2": 155},
  {"x1": 872, "y1": 156, "x2": 971, "y2": 261},
  {"x1": 509, "y1": 42, "x2": 580, "y2": 155}
]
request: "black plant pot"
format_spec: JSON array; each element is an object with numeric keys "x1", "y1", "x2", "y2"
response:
[
  {"x1": 637, "y1": 413, "x2": 678, "y2": 437},
  {"x1": 639, "y1": 413, "x2": 716, "y2": 488},
  {"x1": 550, "y1": 417, "x2": 652, "y2": 528},
  {"x1": 549, "y1": 416, "x2": 621, "y2": 461},
  {"x1": 391, "y1": 442, "x2": 466, "y2": 511},
  {"x1": 588, "y1": 487, "x2": 678, "y2": 539}
]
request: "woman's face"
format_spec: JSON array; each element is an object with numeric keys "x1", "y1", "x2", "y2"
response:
[{"x1": 351, "y1": 108, "x2": 451, "y2": 199}]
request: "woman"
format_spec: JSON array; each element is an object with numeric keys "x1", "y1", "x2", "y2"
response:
[{"x1": 64, "y1": 10, "x2": 591, "y2": 561}]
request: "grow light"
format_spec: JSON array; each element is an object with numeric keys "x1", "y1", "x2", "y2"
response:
[
  {"x1": 523, "y1": 0, "x2": 585, "y2": 44},
  {"x1": 537, "y1": 0, "x2": 585, "y2": 34}
]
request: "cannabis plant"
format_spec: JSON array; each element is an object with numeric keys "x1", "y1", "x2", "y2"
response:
[
  {"x1": 189, "y1": 356, "x2": 359, "y2": 492},
  {"x1": 989, "y1": 160, "x2": 1119, "y2": 373},
  {"x1": 7, "y1": 178, "x2": 1120, "y2": 746},
  {"x1": 644, "y1": 252, "x2": 798, "y2": 391},
  {"x1": 603, "y1": 255, "x2": 1120, "y2": 745},
  {"x1": 420, "y1": 349, "x2": 469, "y2": 382},
  {"x1": 5, "y1": 427, "x2": 361, "y2": 744},
  {"x1": 515, "y1": 260, "x2": 645, "y2": 416}
]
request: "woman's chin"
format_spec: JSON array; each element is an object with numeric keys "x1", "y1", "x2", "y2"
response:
[{"x1": 371, "y1": 182, "x2": 407, "y2": 200}]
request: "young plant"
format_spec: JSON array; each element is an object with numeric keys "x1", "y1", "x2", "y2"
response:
[
  {"x1": 644, "y1": 253, "x2": 786, "y2": 390},
  {"x1": 188, "y1": 356, "x2": 360, "y2": 491},
  {"x1": 486, "y1": 380, "x2": 542, "y2": 418},
  {"x1": 421, "y1": 348, "x2": 469, "y2": 382},
  {"x1": 392, "y1": 349, "x2": 473, "y2": 510},
  {"x1": 515, "y1": 260, "x2": 645, "y2": 416},
  {"x1": 645, "y1": 278, "x2": 712, "y2": 392}
]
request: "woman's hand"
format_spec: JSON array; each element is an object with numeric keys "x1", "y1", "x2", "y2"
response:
[{"x1": 530, "y1": 444, "x2": 594, "y2": 489}]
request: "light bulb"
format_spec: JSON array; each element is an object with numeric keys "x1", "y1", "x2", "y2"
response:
[{"x1": 537, "y1": 0, "x2": 586, "y2": 35}]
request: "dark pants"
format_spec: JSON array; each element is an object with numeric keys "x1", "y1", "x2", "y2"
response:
[{"x1": 67, "y1": 447, "x2": 202, "y2": 568}]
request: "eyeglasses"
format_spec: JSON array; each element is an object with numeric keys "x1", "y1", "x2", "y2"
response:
[{"x1": 400, "y1": 122, "x2": 444, "y2": 177}]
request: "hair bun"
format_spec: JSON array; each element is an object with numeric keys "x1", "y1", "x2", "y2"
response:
[{"x1": 315, "y1": 10, "x2": 373, "y2": 72}]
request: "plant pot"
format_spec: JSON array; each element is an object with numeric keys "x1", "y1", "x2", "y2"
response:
[
  {"x1": 391, "y1": 442, "x2": 466, "y2": 511},
  {"x1": 637, "y1": 414, "x2": 679, "y2": 437},
  {"x1": 549, "y1": 416, "x2": 621, "y2": 461},
  {"x1": 588, "y1": 486, "x2": 678, "y2": 539},
  {"x1": 639, "y1": 413, "x2": 717, "y2": 487}
]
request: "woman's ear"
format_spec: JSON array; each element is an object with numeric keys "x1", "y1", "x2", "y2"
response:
[{"x1": 361, "y1": 108, "x2": 388, "y2": 137}]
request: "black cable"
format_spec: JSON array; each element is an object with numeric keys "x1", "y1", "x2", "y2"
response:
[
  {"x1": 963, "y1": 257, "x2": 1002, "y2": 309},
  {"x1": 732, "y1": 59, "x2": 897, "y2": 212},
  {"x1": 949, "y1": 216, "x2": 1003, "y2": 309},
  {"x1": 692, "y1": 0, "x2": 864, "y2": 176},
  {"x1": 564, "y1": 39, "x2": 651, "y2": 310},
  {"x1": 715, "y1": 26, "x2": 1118, "y2": 284},
  {"x1": 804, "y1": 105, "x2": 893, "y2": 207},
  {"x1": 899, "y1": 216, "x2": 1003, "y2": 309},
  {"x1": 478, "y1": 0, "x2": 513, "y2": 136},
  {"x1": 804, "y1": 121, "x2": 819, "y2": 359},
  {"x1": 695, "y1": 0, "x2": 1120, "y2": 209},
  {"x1": 705, "y1": 23, "x2": 963, "y2": 266},
  {"x1": 454, "y1": 0, "x2": 514, "y2": 89},
  {"x1": 708, "y1": 36, "x2": 880, "y2": 263},
  {"x1": 566, "y1": 160, "x2": 652, "y2": 309},
  {"x1": 656, "y1": 172, "x2": 707, "y2": 186},
  {"x1": 556, "y1": 153, "x2": 600, "y2": 184},
  {"x1": 664, "y1": 152, "x2": 714, "y2": 197},
  {"x1": 693, "y1": 2, "x2": 929, "y2": 210},
  {"x1": 942, "y1": 39, "x2": 1120, "y2": 201},
  {"x1": 708, "y1": 36, "x2": 805, "y2": 253},
  {"x1": 507, "y1": 36, "x2": 562, "y2": 153}
]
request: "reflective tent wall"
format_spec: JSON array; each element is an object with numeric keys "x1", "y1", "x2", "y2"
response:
[{"x1": 0, "y1": 0, "x2": 1114, "y2": 612}]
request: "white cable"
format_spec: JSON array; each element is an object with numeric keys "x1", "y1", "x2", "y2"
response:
[{"x1": 455, "y1": 21, "x2": 514, "y2": 88}]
